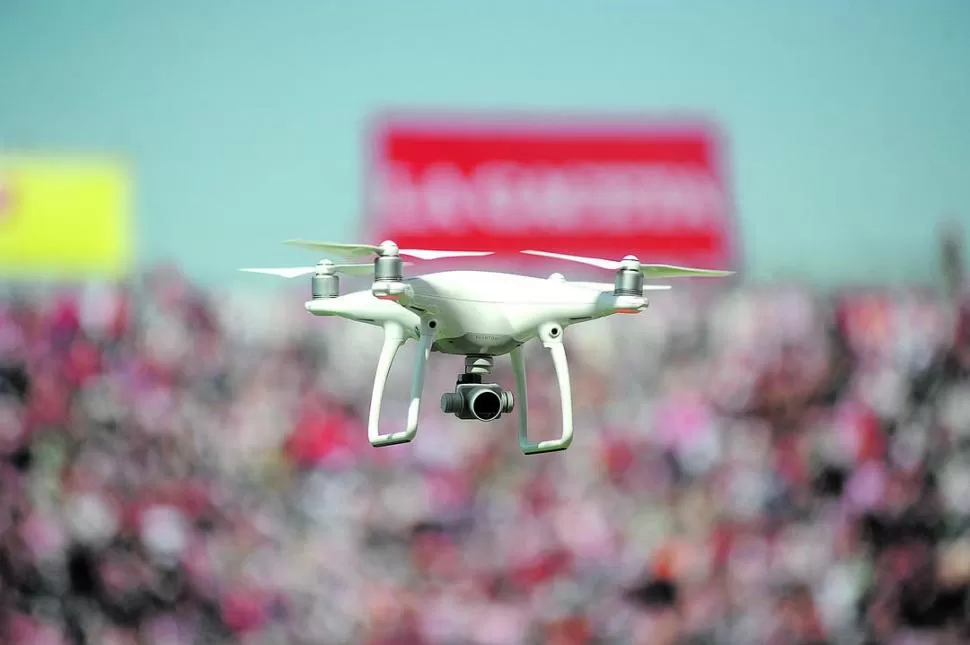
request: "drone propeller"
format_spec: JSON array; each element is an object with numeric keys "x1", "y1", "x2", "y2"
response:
[
  {"x1": 285, "y1": 239, "x2": 493, "y2": 260},
  {"x1": 239, "y1": 261, "x2": 404, "y2": 279},
  {"x1": 571, "y1": 281, "x2": 673, "y2": 292},
  {"x1": 521, "y1": 250, "x2": 734, "y2": 279}
]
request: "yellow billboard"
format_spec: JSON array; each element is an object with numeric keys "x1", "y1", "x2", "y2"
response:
[{"x1": 0, "y1": 155, "x2": 132, "y2": 278}]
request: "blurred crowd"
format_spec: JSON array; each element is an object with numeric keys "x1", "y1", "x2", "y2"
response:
[{"x1": 2, "y1": 265, "x2": 970, "y2": 645}]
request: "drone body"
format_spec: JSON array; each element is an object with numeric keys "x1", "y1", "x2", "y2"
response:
[
  {"x1": 243, "y1": 240, "x2": 731, "y2": 454},
  {"x1": 308, "y1": 271, "x2": 648, "y2": 355}
]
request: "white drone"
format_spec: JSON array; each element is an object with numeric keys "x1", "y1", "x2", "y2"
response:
[{"x1": 241, "y1": 240, "x2": 732, "y2": 455}]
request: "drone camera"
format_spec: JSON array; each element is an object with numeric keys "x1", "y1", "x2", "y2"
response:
[{"x1": 440, "y1": 377, "x2": 514, "y2": 422}]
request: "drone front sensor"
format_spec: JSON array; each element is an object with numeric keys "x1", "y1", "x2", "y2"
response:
[{"x1": 241, "y1": 239, "x2": 733, "y2": 454}]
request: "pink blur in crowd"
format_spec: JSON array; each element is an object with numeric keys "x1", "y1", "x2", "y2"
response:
[{"x1": 2, "y1": 265, "x2": 970, "y2": 645}]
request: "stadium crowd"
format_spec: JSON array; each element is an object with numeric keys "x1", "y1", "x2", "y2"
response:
[{"x1": 2, "y1": 264, "x2": 970, "y2": 645}]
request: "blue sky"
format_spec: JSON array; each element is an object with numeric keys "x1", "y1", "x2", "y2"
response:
[{"x1": 1, "y1": 0, "x2": 968, "y2": 285}]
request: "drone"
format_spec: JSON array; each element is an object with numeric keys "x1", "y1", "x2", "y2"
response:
[{"x1": 241, "y1": 240, "x2": 732, "y2": 455}]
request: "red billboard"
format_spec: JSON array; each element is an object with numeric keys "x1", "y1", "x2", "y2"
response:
[{"x1": 364, "y1": 114, "x2": 740, "y2": 270}]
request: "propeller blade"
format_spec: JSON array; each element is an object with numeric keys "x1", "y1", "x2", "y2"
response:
[
  {"x1": 569, "y1": 281, "x2": 620, "y2": 291},
  {"x1": 521, "y1": 250, "x2": 620, "y2": 270},
  {"x1": 397, "y1": 249, "x2": 494, "y2": 260},
  {"x1": 284, "y1": 240, "x2": 379, "y2": 257},
  {"x1": 240, "y1": 266, "x2": 318, "y2": 278},
  {"x1": 521, "y1": 250, "x2": 733, "y2": 279},
  {"x1": 327, "y1": 263, "x2": 381, "y2": 276},
  {"x1": 239, "y1": 262, "x2": 386, "y2": 278},
  {"x1": 569, "y1": 281, "x2": 673, "y2": 292},
  {"x1": 639, "y1": 264, "x2": 734, "y2": 279},
  {"x1": 284, "y1": 239, "x2": 493, "y2": 260}
]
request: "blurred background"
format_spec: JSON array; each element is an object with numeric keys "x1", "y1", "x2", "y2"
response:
[{"x1": 2, "y1": 1, "x2": 970, "y2": 644}]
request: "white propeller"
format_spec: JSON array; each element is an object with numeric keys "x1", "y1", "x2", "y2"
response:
[
  {"x1": 521, "y1": 250, "x2": 734, "y2": 279},
  {"x1": 570, "y1": 281, "x2": 673, "y2": 292},
  {"x1": 240, "y1": 262, "x2": 394, "y2": 278},
  {"x1": 285, "y1": 239, "x2": 493, "y2": 260}
]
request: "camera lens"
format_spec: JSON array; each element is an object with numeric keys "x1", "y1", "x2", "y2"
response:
[{"x1": 469, "y1": 388, "x2": 502, "y2": 421}]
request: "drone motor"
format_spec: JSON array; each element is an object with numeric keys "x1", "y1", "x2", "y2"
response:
[
  {"x1": 613, "y1": 255, "x2": 644, "y2": 296},
  {"x1": 310, "y1": 261, "x2": 340, "y2": 299},
  {"x1": 371, "y1": 242, "x2": 409, "y2": 301},
  {"x1": 373, "y1": 254, "x2": 404, "y2": 282}
]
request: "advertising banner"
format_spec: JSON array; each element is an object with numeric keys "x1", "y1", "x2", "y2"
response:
[
  {"x1": 364, "y1": 114, "x2": 739, "y2": 270},
  {"x1": 0, "y1": 156, "x2": 132, "y2": 278}
]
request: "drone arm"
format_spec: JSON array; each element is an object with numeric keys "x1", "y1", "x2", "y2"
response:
[
  {"x1": 516, "y1": 322, "x2": 574, "y2": 455},
  {"x1": 367, "y1": 319, "x2": 437, "y2": 447}
]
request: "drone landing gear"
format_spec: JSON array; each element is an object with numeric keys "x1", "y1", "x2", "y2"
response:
[
  {"x1": 365, "y1": 319, "x2": 573, "y2": 455},
  {"x1": 367, "y1": 318, "x2": 437, "y2": 447},
  {"x1": 512, "y1": 322, "x2": 574, "y2": 455}
]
